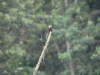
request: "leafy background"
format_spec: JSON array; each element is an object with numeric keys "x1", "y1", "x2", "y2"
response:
[{"x1": 0, "y1": 0, "x2": 100, "y2": 75}]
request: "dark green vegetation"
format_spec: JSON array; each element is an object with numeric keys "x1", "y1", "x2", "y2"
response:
[{"x1": 0, "y1": 0, "x2": 100, "y2": 75}]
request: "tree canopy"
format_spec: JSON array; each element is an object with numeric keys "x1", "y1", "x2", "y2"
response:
[{"x1": 0, "y1": 0, "x2": 100, "y2": 75}]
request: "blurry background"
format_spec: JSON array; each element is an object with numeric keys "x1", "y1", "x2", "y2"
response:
[{"x1": 0, "y1": 0, "x2": 100, "y2": 75}]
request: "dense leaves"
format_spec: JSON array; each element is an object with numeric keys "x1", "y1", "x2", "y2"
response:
[{"x1": 0, "y1": 0, "x2": 100, "y2": 75}]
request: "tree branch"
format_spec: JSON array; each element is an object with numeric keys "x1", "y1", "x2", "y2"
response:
[
  {"x1": 90, "y1": 9, "x2": 100, "y2": 16},
  {"x1": 33, "y1": 26, "x2": 53, "y2": 75},
  {"x1": 66, "y1": 40, "x2": 75, "y2": 75}
]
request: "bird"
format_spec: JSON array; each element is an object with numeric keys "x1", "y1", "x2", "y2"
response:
[{"x1": 48, "y1": 25, "x2": 53, "y2": 33}]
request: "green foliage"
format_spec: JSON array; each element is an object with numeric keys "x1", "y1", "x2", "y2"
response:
[{"x1": 0, "y1": 0, "x2": 100, "y2": 75}]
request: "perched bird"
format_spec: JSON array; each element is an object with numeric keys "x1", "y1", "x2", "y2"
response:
[
  {"x1": 48, "y1": 25, "x2": 53, "y2": 33},
  {"x1": 46, "y1": 25, "x2": 53, "y2": 39}
]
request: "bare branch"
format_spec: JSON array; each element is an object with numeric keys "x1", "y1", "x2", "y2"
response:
[
  {"x1": 66, "y1": 40, "x2": 75, "y2": 75},
  {"x1": 90, "y1": 9, "x2": 100, "y2": 16},
  {"x1": 33, "y1": 26, "x2": 53, "y2": 75}
]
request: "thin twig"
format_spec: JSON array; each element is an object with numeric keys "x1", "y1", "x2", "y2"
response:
[{"x1": 33, "y1": 30, "x2": 52, "y2": 75}]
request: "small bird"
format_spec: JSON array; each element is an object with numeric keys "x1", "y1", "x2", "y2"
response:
[
  {"x1": 48, "y1": 25, "x2": 53, "y2": 33},
  {"x1": 46, "y1": 25, "x2": 53, "y2": 39}
]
